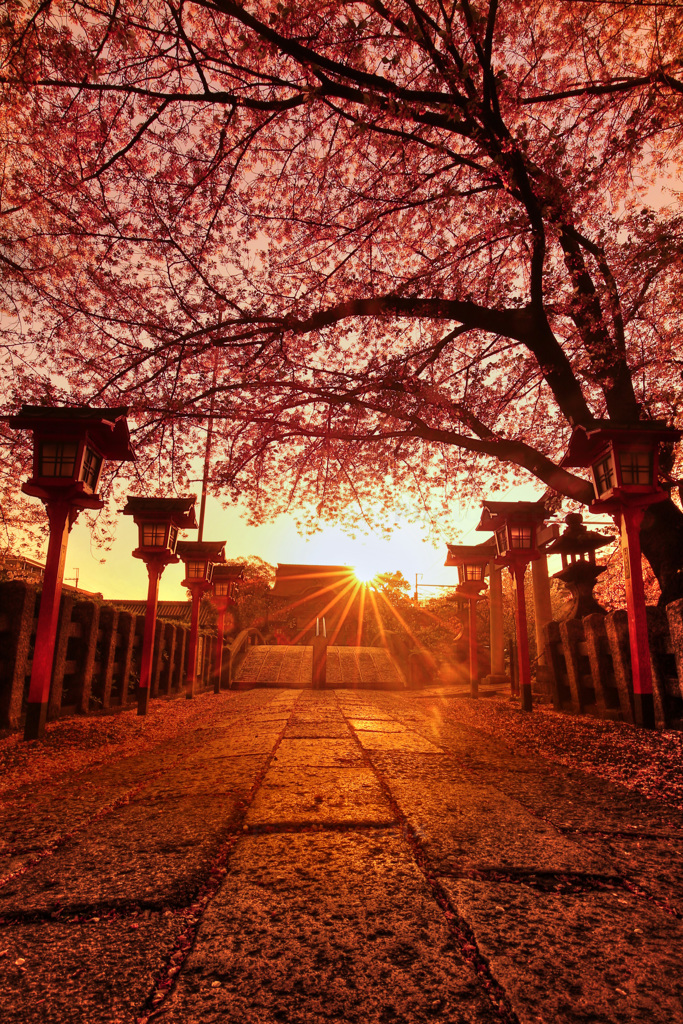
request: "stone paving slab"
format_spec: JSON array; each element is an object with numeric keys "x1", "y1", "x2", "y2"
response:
[
  {"x1": 582, "y1": 834, "x2": 683, "y2": 913},
  {"x1": 0, "y1": 913, "x2": 185, "y2": 1024},
  {"x1": 0, "y1": 784, "x2": 124, "y2": 855},
  {"x1": 0, "y1": 795, "x2": 240, "y2": 912},
  {"x1": 373, "y1": 759, "x2": 609, "y2": 873},
  {"x1": 483, "y1": 768, "x2": 683, "y2": 835},
  {"x1": 245, "y1": 767, "x2": 396, "y2": 826},
  {"x1": 183, "y1": 731, "x2": 282, "y2": 759},
  {"x1": 354, "y1": 730, "x2": 443, "y2": 753},
  {"x1": 348, "y1": 719, "x2": 407, "y2": 732},
  {"x1": 161, "y1": 831, "x2": 497, "y2": 1024},
  {"x1": 138, "y1": 755, "x2": 267, "y2": 800},
  {"x1": 442, "y1": 879, "x2": 683, "y2": 1024},
  {"x1": 283, "y1": 722, "x2": 351, "y2": 738},
  {"x1": 270, "y1": 738, "x2": 364, "y2": 768}
]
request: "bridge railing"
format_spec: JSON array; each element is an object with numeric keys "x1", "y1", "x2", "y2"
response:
[{"x1": 226, "y1": 628, "x2": 267, "y2": 688}]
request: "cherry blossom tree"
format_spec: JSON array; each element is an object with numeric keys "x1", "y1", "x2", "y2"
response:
[{"x1": 1, "y1": 1, "x2": 683, "y2": 597}]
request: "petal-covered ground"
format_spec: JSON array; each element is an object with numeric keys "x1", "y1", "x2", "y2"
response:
[{"x1": 0, "y1": 686, "x2": 681, "y2": 1024}]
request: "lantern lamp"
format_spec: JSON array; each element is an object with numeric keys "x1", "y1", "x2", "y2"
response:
[
  {"x1": 10, "y1": 405, "x2": 133, "y2": 510},
  {"x1": 445, "y1": 540, "x2": 495, "y2": 697},
  {"x1": 6, "y1": 405, "x2": 134, "y2": 739},
  {"x1": 563, "y1": 421, "x2": 681, "y2": 727},
  {"x1": 544, "y1": 513, "x2": 611, "y2": 620},
  {"x1": 176, "y1": 540, "x2": 227, "y2": 698},
  {"x1": 123, "y1": 496, "x2": 197, "y2": 562},
  {"x1": 476, "y1": 499, "x2": 548, "y2": 712},
  {"x1": 562, "y1": 421, "x2": 679, "y2": 511},
  {"x1": 121, "y1": 496, "x2": 198, "y2": 715},
  {"x1": 210, "y1": 564, "x2": 245, "y2": 693}
]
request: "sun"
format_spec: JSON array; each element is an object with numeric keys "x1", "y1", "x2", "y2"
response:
[{"x1": 353, "y1": 565, "x2": 381, "y2": 586}]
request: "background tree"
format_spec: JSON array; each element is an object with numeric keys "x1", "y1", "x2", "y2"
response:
[{"x1": 1, "y1": 1, "x2": 683, "y2": 595}]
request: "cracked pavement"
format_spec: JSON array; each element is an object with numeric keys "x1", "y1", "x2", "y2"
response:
[{"x1": 0, "y1": 687, "x2": 682, "y2": 1023}]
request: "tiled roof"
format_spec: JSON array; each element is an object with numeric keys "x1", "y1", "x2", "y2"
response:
[{"x1": 108, "y1": 599, "x2": 215, "y2": 627}]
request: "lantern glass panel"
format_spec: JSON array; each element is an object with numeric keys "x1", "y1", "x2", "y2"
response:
[
  {"x1": 464, "y1": 563, "x2": 485, "y2": 581},
  {"x1": 618, "y1": 450, "x2": 653, "y2": 486},
  {"x1": 214, "y1": 581, "x2": 231, "y2": 597},
  {"x1": 39, "y1": 441, "x2": 79, "y2": 479},
  {"x1": 168, "y1": 525, "x2": 178, "y2": 553},
  {"x1": 186, "y1": 560, "x2": 206, "y2": 579},
  {"x1": 495, "y1": 528, "x2": 508, "y2": 556},
  {"x1": 79, "y1": 445, "x2": 103, "y2": 490},
  {"x1": 141, "y1": 523, "x2": 168, "y2": 547},
  {"x1": 510, "y1": 525, "x2": 533, "y2": 549},
  {"x1": 593, "y1": 454, "x2": 616, "y2": 496}
]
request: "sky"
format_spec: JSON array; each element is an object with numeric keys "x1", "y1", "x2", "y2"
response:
[
  {"x1": 56, "y1": 475, "x2": 584, "y2": 603},
  {"x1": 63, "y1": 493, "x2": 484, "y2": 602}
]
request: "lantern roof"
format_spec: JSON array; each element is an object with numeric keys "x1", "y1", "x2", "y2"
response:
[
  {"x1": 444, "y1": 538, "x2": 496, "y2": 566},
  {"x1": 8, "y1": 404, "x2": 134, "y2": 462},
  {"x1": 562, "y1": 420, "x2": 680, "y2": 469},
  {"x1": 544, "y1": 513, "x2": 611, "y2": 557},
  {"x1": 122, "y1": 495, "x2": 197, "y2": 528},
  {"x1": 176, "y1": 540, "x2": 226, "y2": 563},
  {"x1": 476, "y1": 498, "x2": 548, "y2": 531},
  {"x1": 212, "y1": 564, "x2": 245, "y2": 582}
]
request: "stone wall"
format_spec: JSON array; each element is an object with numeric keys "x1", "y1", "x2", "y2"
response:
[
  {"x1": 0, "y1": 581, "x2": 215, "y2": 730},
  {"x1": 543, "y1": 600, "x2": 683, "y2": 729}
]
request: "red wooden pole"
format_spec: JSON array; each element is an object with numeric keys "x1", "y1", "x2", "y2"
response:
[
  {"x1": 512, "y1": 562, "x2": 533, "y2": 712},
  {"x1": 468, "y1": 596, "x2": 479, "y2": 698},
  {"x1": 186, "y1": 584, "x2": 202, "y2": 699},
  {"x1": 618, "y1": 505, "x2": 655, "y2": 728},
  {"x1": 138, "y1": 559, "x2": 161, "y2": 716},
  {"x1": 24, "y1": 500, "x2": 74, "y2": 740},
  {"x1": 214, "y1": 607, "x2": 225, "y2": 694}
]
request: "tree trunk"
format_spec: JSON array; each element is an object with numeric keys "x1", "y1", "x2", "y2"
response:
[{"x1": 640, "y1": 498, "x2": 683, "y2": 607}]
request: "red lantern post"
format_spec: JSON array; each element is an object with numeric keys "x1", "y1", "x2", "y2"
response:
[
  {"x1": 177, "y1": 540, "x2": 226, "y2": 698},
  {"x1": 477, "y1": 500, "x2": 548, "y2": 712},
  {"x1": 563, "y1": 421, "x2": 681, "y2": 728},
  {"x1": 122, "y1": 496, "x2": 198, "y2": 714},
  {"x1": 7, "y1": 406, "x2": 134, "y2": 740},
  {"x1": 210, "y1": 565, "x2": 244, "y2": 693},
  {"x1": 445, "y1": 540, "x2": 496, "y2": 697}
]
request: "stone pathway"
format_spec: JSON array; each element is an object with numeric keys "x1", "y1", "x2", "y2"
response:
[{"x1": 0, "y1": 688, "x2": 682, "y2": 1023}]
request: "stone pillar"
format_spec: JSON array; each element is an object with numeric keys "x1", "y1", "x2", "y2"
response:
[
  {"x1": 173, "y1": 629, "x2": 188, "y2": 692},
  {"x1": 151, "y1": 618, "x2": 165, "y2": 698},
  {"x1": 665, "y1": 598, "x2": 683, "y2": 701},
  {"x1": 98, "y1": 606, "x2": 119, "y2": 709},
  {"x1": 312, "y1": 635, "x2": 328, "y2": 688},
  {"x1": 543, "y1": 620, "x2": 568, "y2": 711},
  {"x1": 47, "y1": 592, "x2": 76, "y2": 720},
  {"x1": 604, "y1": 610, "x2": 635, "y2": 724},
  {"x1": 160, "y1": 623, "x2": 176, "y2": 696},
  {"x1": 71, "y1": 600, "x2": 100, "y2": 714},
  {"x1": 583, "y1": 612, "x2": 621, "y2": 718},
  {"x1": 115, "y1": 612, "x2": 136, "y2": 706},
  {"x1": 0, "y1": 581, "x2": 37, "y2": 730},
  {"x1": 531, "y1": 553, "x2": 553, "y2": 690},
  {"x1": 558, "y1": 618, "x2": 591, "y2": 713},
  {"x1": 486, "y1": 562, "x2": 507, "y2": 682}
]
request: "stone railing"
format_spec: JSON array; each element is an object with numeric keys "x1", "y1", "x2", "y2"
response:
[
  {"x1": 543, "y1": 599, "x2": 683, "y2": 729},
  {"x1": 0, "y1": 580, "x2": 215, "y2": 730}
]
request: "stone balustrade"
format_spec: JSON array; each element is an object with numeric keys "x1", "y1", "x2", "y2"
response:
[
  {"x1": 543, "y1": 599, "x2": 683, "y2": 729},
  {"x1": 0, "y1": 581, "x2": 215, "y2": 730}
]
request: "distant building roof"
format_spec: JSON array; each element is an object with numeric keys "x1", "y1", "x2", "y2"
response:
[
  {"x1": 108, "y1": 599, "x2": 215, "y2": 627},
  {"x1": 271, "y1": 564, "x2": 356, "y2": 599}
]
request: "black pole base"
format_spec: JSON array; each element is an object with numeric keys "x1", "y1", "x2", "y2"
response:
[
  {"x1": 633, "y1": 692, "x2": 655, "y2": 729},
  {"x1": 24, "y1": 701, "x2": 48, "y2": 741},
  {"x1": 521, "y1": 684, "x2": 533, "y2": 713},
  {"x1": 137, "y1": 686, "x2": 150, "y2": 716},
  {"x1": 470, "y1": 679, "x2": 479, "y2": 699},
  {"x1": 213, "y1": 679, "x2": 221, "y2": 695}
]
